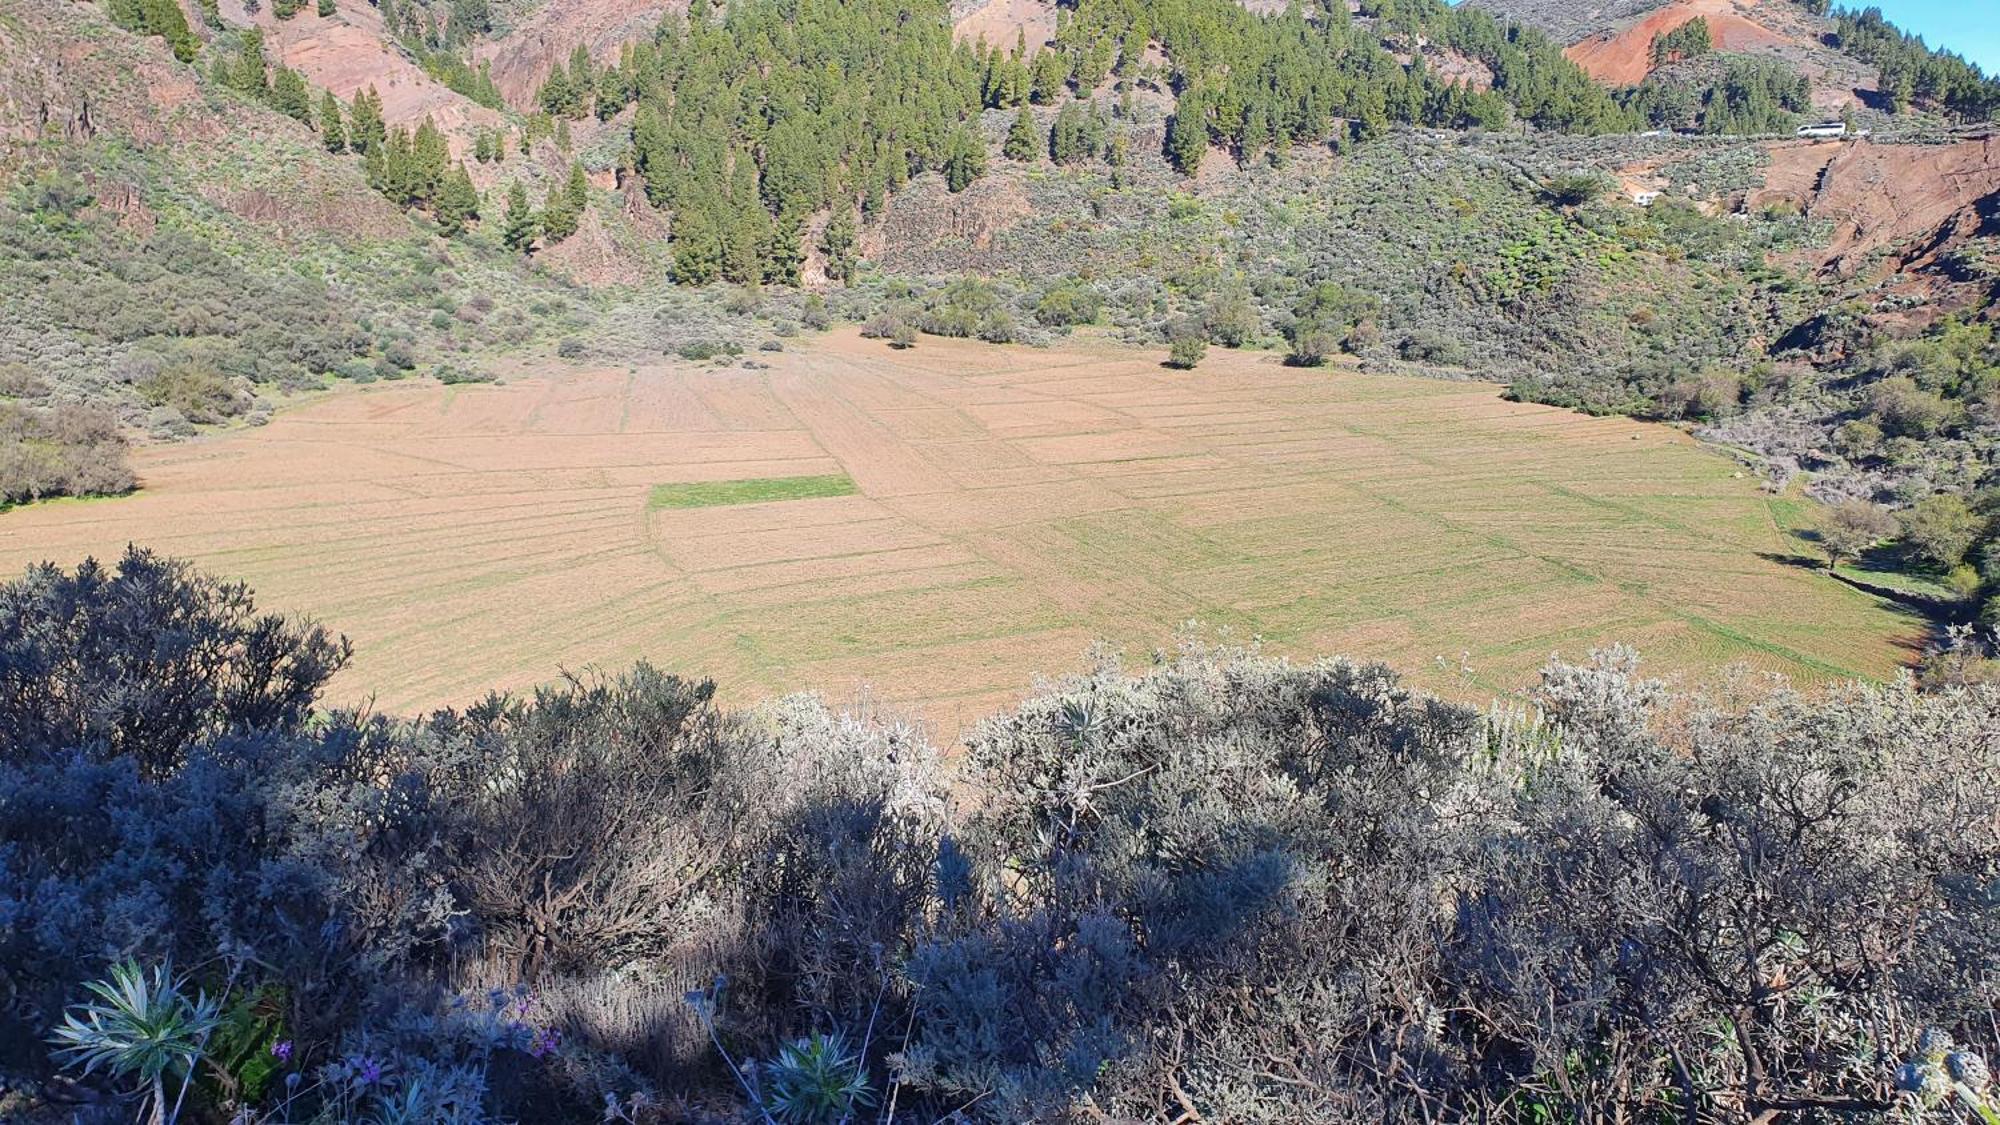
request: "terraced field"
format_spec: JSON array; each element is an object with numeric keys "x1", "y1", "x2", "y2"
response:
[{"x1": 0, "y1": 329, "x2": 1924, "y2": 729}]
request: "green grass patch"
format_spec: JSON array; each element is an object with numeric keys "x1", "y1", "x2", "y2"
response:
[
  {"x1": 1835, "y1": 558, "x2": 1968, "y2": 602},
  {"x1": 648, "y1": 474, "x2": 857, "y2": 510}
]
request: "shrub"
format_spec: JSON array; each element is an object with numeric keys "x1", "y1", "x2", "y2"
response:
[
  {"x1": 5, "y1": 557, "x2": 1997, "y2": 1123},
  {"x1": 556, "y1": 338, "x2": 586, "y2": 359},
  {"x1": 1034, "y1": 281, "x2": 1104, "y2": 329},
  {"x1": 0, "y1": 547, "x2": 350, "y2": 775},
  {"x1": 0, "y1": 401, "x2": 134, "y2": 505},
  {"x1": 1166, "y1": 334, "x2": 1206, "y2": 369},
  {"x1": 435, "y1": 364, "x2": 498, "y2": 385},
  {"x1": 1901, "y1": 493, "x2": 1982, "y2": 570},
  {"x1": 138, "y1": 363, "x2": 248, "y2": 425}
]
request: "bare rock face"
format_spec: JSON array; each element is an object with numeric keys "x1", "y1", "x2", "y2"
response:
[
  {"x1": 0, "y1": 0, "x2": 215, "y2": 147},
  {"x1": 1756, "y1": 136, "x2": 2000, "y2": 276},
  {"x1": 474, "y1": 0, "x2": 684, "y2": 109},
  {"x1": 217, "y1": 0, "x2": 504, "y2": 143},
  {"x1": 0, "y1": 0, "x2": 409, "y2": 241},
  {"x1": 951, "y1": 0, "x2": 1058, "y2": 52}
]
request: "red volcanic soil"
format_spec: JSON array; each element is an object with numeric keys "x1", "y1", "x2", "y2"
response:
[
  {"x1": 217, "y1": 0, "x2": 503, "y2": 137},
  {"x1": 475, "y1": 0, "x2": 685, "y2": 109},
  {"x1": 1751, "y1": 135, "x2": 2000, "y2": 281},
  {"x1": 1565, "y1": 0, "x2": 1791, "y2": 85},
  {"x1": 952, "y1": 0, "x2": 1060, "y2": 52}
]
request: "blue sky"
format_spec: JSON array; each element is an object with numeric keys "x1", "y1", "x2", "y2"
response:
[{"x1": 1870, "y1": 1, "x2": 2000, "y2": 73}]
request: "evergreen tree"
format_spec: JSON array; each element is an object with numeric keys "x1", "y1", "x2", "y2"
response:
[
  {"x1": 563, "y1": 163, "x2": 588, "y2": 212},
  {"x1": 820, "y1": 206, "x2": 859, "y2": 284},
  {"x1": 501, "y1": 182, "x2": 538, "y2": 252},
  {"x1": 1004, "y1": 109, "x2": 1041, "y2": 161},
  {"x1": 229, "y1": 27, "x2": 271, "y2": 96},
  {"x1": 272, "y1": 67, "x2": 313, "y2": 124},
  {"x1": 111, "y1": 0, "x2": 199, "y2": 62},
  {"x1": 1165, "y1": 89, "x2": 1209, "y2": 175},
  {"x1": 409, "y1": 118, "x2": 450, "y2": 201},
  {"x1": 539, "y1": 190, "x2": 580, "y2": 243},
  {"x1": 349, "y1": 87, "x2": 387, "y2": 155},
  {"x1": 319, "y1": 90, "x2": 347, "y2": 152},
  {"x1": 319, "y1": 0, "x2": 336, "y2": 15},
  {"x1": 434, "y1": 166, "x2": 480, "y2": 237},
  {"x1": 671, "y1": 207, "x2": 723, "y2": 284},
  {"x1": 943, "y1": 126, "x2": 987, "y2": 192},
  {"x1": 1029, "y1": 48, "x2": 1069, "y2": 104}
]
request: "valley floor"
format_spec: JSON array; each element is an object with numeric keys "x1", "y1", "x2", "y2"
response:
[{"x1": 0, "y1": 330, "x2": 1925, "y2": 729}]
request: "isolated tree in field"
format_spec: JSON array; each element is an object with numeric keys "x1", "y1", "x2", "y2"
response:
[
  {"x1": 434, "y1": 165, "x2": 480, "y2": 238},
  {"x1": 318, "y1": 89, "x2": 346, "y2": 152},
  {"x1": 501, "y1": 181, "x2": 538, "y2": 252},
  {"x1": 1900, "y1": 493, "x2": 1981, "y2": 570},
  {"x1": 1004, "y1": 109, "x2": 1041, "y2": 162},
  {"x1": 1818, "y1": 498, "x2": 1896, "y2": 569}
]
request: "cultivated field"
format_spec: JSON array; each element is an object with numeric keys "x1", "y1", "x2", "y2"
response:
[{"x1": 0, "y1": 330, "x2": 1923, "y2": 730}]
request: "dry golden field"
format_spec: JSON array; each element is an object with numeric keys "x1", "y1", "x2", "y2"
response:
[{"x1": 0, "y1": 330, "x2": 1924, "y2": 730}]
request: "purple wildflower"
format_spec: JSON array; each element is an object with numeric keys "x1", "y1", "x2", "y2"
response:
[{"x1": 271, "y1": 1040, "x2": 294, "y2": 1063}]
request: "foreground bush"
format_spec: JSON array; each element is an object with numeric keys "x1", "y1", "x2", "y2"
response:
[{"x1": 0, "y1": 552, "x2": 1995, "y2": 1121}]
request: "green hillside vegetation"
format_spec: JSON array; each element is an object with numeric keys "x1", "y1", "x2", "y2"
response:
[
  {"x1": 1830, "y1": 4, "x2": 2000, "y2": 118},
  {"x1": 548, "y1": 0, "x2": 1654, "y2": 284}
]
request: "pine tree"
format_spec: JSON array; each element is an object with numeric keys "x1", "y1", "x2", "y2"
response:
[
  {"x1": 671, "y1": 206, "x2": 723, "y2": 284},
  {"x1": 230, "y1": 27, "x2": 271, "y2": 96},
  {"x1": 501, "y1": 182, "x2": 538, "y2": 252},
  {"x1": 434, "y1": 165, "x2": 479, "y2": 237},
  {"x1": 1165, "y1": 89, "x2": 1209, "y2": 175},
  {"x1": 1003, "y1": 109, "x2": 1040, "y2": 161},
  {"x1": 272, "y1": 67, "x2": 313, "y2": 124},
  {"x1": 943, "y1": 126, "x2": 986, "y2": 192},
  {"x1": 349, "y1": 87, "x2": 387, "y2": 155},
  {"x1": 410, "y1": 118, "x2": 450, "y2": 203},
  {"x1": 319, "y1": 90, "x2": 347, "y2": 152},
  {"x1": 318, "y1": 0, "x2": 335, "y2": 15},
  {"x1": 563, "y1": 163, "x2": 588, "y2": 212},
  {"x1": 820, "y1": 206, "x2": 858, "y2": 284},
  {"x1": 540, "y1": 180, "x2": 581, "y2": 243}
]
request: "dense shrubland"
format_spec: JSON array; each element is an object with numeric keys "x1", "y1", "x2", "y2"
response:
[{"x1": 2, "y1": 549, "x2": 1997, "y2": 1122}]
